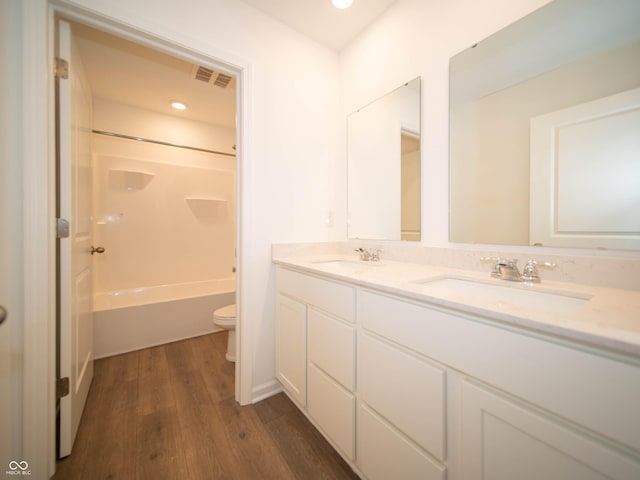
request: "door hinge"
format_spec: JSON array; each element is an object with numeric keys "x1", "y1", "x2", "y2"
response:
[
  {"x1": 55, "y1": 57, "x2": 69, "y2": 79},
  {"x1": 56, "y1": 218, "x2": 70, "y2": 239},
  {"x1": 56, "y1": 377, "x2": 70, "y2": 399}
]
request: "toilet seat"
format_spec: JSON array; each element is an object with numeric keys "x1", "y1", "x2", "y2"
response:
[{"x1": 214, "y1": 304, "x2": 236, "y2": 321}]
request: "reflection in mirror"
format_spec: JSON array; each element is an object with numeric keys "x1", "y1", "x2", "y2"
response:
[
  {"x1": 449, "y1": 0, "x2": 640, "y2": 250},
  {"x1": 348, "y1": 77, "x2": 421, "y2": 241}
]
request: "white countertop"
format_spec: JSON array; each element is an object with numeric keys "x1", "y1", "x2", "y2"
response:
[{"x1": 273, "y1": 254, "x2": 640, "y2": 360}]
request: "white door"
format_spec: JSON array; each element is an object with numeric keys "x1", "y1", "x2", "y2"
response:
[
  {"x1": 58, "y1": 19, "x2": 95, "y2": 457},
  {"x1": 1, "y1": 0, "x2": 23, "y2": 467},
  {"x1": 530, "y1": 87, "x2": 640, "y2": 250},
  {"x1": 0, "y1": 32, "x2": 14, "y2": 468}
]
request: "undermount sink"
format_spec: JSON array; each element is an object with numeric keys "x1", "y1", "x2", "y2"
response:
[{"x1": 413, "y1": 276, "x2": 591, "y2": 314}]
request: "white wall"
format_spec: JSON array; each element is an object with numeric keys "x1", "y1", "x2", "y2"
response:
[
  {"x1": 339, "y1": 0, "x2": 553, "y2": 246},
  {"x1": 92, "y1": 100, "x2": 236, "y2": 293},
  {"x1": 57, "y1": 0, "x2": 340, "y2": 400}
]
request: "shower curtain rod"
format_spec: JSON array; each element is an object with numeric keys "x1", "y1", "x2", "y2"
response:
[{"x1": 92, "y1": 129, "x2": 236, "y2": 157}]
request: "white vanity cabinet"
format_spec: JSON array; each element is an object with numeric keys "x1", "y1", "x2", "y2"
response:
[
  {"x1": 275, "y1": 267, "x2": 357, "y2": 460},
  {"x1": 275, "y1": 264, "x2": 640, "y2": 480}
]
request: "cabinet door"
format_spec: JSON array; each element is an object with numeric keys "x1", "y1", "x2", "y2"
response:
[
  {"x1": 275, "y1": 294, "x2": 307, "y2": 406},
  {"x1": 358, "y1": 404, "x2": 445, "y2": 480},
  {"x1": 462, "y1": 380, "x2": 640, "y2": 480}
]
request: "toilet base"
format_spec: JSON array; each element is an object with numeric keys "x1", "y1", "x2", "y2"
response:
[{"x1": 225, "y1": 329, "x2": 236, "y2": 362}]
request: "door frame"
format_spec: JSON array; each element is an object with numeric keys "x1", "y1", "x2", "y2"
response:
[{"x1": 22, "y1": 1, "x2": 252, "y2": 476}]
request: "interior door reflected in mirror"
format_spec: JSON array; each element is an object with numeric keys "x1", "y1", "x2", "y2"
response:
[
  {"x1": 449, "y1": 0, "x2": 640, "y2": 251},
  {"x1": 348, "y1": 77, "x2": 421, "y2": 241}
]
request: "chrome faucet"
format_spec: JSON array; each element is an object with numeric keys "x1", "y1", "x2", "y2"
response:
[
  {"x1": 496, "y1": 258, "x2": 523, "y2": 282},
  {"x1": 481, "y1": 257, "x2": 523, "y2": 281},
  {"x1": 355, "y1": 248, "x2": 382, "y2": 262},
  {"x1": 481, "y1": 257, "x2": 556, "y2": 283}
]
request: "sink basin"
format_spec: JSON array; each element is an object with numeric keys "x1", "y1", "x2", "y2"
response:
[{"x1": 413, "y1": 276, "x2": 591, "y2": 314}]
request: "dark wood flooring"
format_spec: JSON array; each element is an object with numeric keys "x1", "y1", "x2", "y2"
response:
[{"x1": 53, "y1": 332, "x2": 360, "y2": 480}]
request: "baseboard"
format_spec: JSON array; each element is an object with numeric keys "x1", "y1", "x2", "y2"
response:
[{"x1": 251, "y1": 379, "x2": 282, "y2": 403}]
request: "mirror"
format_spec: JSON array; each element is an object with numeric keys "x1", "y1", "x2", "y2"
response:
[
  {"x1": 348, "y1": 77, "x2": 421, "y2": 241},
  {"x1": 449, "y1": 0, "x2": 640, "y2": 250}
]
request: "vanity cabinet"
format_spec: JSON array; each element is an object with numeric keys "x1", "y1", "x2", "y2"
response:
[{"x1": 275, "y1": 265, "x2": 640, "y2": 480}]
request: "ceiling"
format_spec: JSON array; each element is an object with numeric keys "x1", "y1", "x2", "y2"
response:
[
  {"x1": 70, "y1": 0, "x2": 396, "y2": 130},
  {"x1": 72, "y1": 22, "x2": 237, "y2": 128},
  {"x1": 239, "y1": 0, "x2": 398, "y2": 51}
]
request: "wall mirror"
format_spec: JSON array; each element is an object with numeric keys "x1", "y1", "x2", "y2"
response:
[
  {"x1": 348, "y1": 77, "x2": 421, "y2": 241},
  {"x1": 449, "y1": 0, "x2": 640, "y2": 250}
]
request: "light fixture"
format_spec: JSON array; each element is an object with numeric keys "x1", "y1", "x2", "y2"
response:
[
  {"x1": 171, "y1": 100, "x2": 187, "y2": 110},
  {"x1": 332, "y1": 0, "x2": 353, "y2": 9}
]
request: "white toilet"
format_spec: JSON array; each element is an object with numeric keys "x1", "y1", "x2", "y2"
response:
[{"x1": 213, "y1": 304, "x2": 236, "y2": 362}]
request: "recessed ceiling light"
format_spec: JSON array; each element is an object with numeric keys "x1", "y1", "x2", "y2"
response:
[
  {"x1": 332, "y1": 0, "x2": 353, "y2": 9},
  {"x1": 171, "y1": 101, "x2": 187, "y2": 110}
]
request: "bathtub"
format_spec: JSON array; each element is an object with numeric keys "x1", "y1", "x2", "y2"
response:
[{"x1": 93, "y1": 278, "x2": 235, "y2": 359}]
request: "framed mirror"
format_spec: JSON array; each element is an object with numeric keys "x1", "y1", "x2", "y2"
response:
[
  {"x1": 449, "y1": 0, "x2": 640, "y2": 250},
  {"x1": 347, "y1": 77, "x2": 421, "y2": 241}
]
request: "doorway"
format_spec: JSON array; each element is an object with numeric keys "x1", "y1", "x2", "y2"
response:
[{"x1": 55, "y1": 14, "x2": 243, "y2": 458}]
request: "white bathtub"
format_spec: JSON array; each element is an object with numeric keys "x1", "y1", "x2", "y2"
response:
[{"x1": 93, "y1": 278, "x2": 235, "y2": 359}]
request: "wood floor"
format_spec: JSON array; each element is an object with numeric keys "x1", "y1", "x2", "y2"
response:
[{"x1": 53, "y1": 332, "x2": 360, "y2": 480}]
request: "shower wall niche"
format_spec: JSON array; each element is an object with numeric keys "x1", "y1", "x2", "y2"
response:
[{"x1": 92, "y1": 99, "x2": 236, "y2": 295}]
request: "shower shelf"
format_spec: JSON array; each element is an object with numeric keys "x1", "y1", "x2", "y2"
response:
[
  {"x1": 109, "y1": 169, "x2": 155, "y2": 190},
  {"x1": 185, "y1": 198, "x2": 229, "y2": 221}
]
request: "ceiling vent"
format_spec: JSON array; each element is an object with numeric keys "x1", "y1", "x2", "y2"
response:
[{"x1": 192, "y1": 65, "x2": 235, "y2": 89}]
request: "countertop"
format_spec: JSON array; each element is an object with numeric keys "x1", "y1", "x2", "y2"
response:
[{"x1": 273, "y1": 254, "x2": 640, "y2": 361}]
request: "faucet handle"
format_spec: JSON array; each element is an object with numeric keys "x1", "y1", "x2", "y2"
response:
[
  {"x1": 522, "y1": 259, "x2": 557, "y2": 283},
  {"x1": 370, "y1": 249, "x2": 383, "y2": 262}
]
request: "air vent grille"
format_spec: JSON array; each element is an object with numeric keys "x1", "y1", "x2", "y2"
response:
[
  {"x1": 195, "y1": 66, "x2": 214, "y2": 83},
  {"x1": 214, "y1": 73, "x2": 233, "y2": 88},
  {"x1": 192, "y1": 65, "x2": 235, "y2": 89}
]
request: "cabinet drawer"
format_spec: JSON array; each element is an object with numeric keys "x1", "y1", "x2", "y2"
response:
[
  {"x1": 308, "y1": 363, "x2": 355, "y2": 460},
  {"x1": 276, "y1": 267, "x2": 355, "y2": 322},
  {"x1": 308, "y1": 307, "x2": 355, "y2": 391},
  {"x1": 360, "y1": 333, "x2": 445, "y2": 461},
  {"x1": 358, "y1": 404, "x2": 445, "y2": 480}
]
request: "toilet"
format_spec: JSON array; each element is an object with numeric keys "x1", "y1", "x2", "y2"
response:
[{"x1": 213, "y1": 304, "x2": 236, "y2": 362}]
